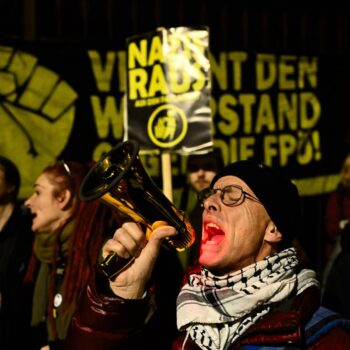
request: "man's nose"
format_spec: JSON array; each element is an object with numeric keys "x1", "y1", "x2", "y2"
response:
[{"x1": 203, "y1": 192, "x2": 220, "y2": 212}]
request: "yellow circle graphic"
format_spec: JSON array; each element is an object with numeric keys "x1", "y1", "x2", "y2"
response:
[{"x1": 147, "y1": 104, "x2": 188, "y2": 148}]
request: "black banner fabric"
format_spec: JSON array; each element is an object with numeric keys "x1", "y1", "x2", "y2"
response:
[{"x1": 0, "y1": 39, "x2": 346, "y2": 198}]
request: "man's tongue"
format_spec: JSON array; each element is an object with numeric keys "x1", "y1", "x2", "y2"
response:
[{"x1": 205, "y1": 226, "x2": 224, "y2": 244}]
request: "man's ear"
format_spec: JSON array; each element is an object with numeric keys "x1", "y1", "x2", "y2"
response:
[
  {"x1": 264, "y1": 221, "x2": 282, "y2": 244},
  {"x1": 57, "y1": 189, "x2": 72, "y2": 209}
]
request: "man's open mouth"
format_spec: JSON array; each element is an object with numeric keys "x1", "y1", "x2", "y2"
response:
[{"x1": 202, "y1": 222, "x2": 225, "y2": 245}]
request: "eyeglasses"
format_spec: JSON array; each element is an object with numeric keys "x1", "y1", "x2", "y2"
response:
[{"x1": 198, "y1": 184, "x2": 261, "y2": 207}]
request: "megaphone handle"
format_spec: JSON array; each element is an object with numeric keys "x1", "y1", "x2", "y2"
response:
[{"x1": 99, "y1": 253, "x2": 135, "y2": 279}]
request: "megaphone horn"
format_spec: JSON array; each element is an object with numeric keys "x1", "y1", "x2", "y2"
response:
[{"x1": 79, "y1": 140, "x2": 195, "y2": 279}]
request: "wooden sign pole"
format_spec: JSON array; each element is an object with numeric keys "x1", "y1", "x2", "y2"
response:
[{"x1": 161, "y1": 152, "x2": 173, "y2": 202}]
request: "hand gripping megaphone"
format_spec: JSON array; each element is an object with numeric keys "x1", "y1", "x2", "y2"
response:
[{"x1": 79, "y1": 140, "x2": 195, "y2": 278}]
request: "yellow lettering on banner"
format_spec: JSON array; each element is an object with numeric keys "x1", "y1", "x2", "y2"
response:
[
  {"x1": 278, "y1": 93, "x2": 298, "y2": 130},
  {"x1": 128, "y1": 39, "x2": 147, "y2": 68},
  {"x1": 168, "y1": 62, "x2": 191, "y2": 93},
  {"x1": 312, "y1": 130, "x2": 322, "y2": 161},
  {"x1": 255, "y1": 94, "x2": 276, "y2": 133},
  {"x1": 256, "y1": 54, "x2": 277, "y2": 90},
  {"x1": 191, "y1": 30, "x2": 207, "y2": 49},
  {"x1": 148, "y1": 64, "x2": 167, "y2": 96},
  {"x1": 297, "y1": 130, "x2": 321, "y2": 165},
  {"x1": 279, "y1": 134, "x2": 297, "y2": 166},
  {"x1": 211, "y1": 139, "x2": 229, "y2": 164},
  {"x1": 256, "y1": 54, "x2": 318, "y2": 91},
  {"x1": 168, "y1": 34, "x2": 187, "y2": 58},
  {"x1": 239, "y1": 94, "x2": 255, "y2": 134},
  {"x1": 147, "y1": 97, "x2": 161, "y2": 105},
  {"x1": 229, "y1": 138, "x2": 238, "y2": 162},
  {"x1": 93, "y1": 142, "x2": 113, "y2": 162},
  {"x1": 226, "y1": 137, "x2": 255, "y2": 162},
  {"x1": 191, "y1": 61, "x2": 206, "y2": 91},
  {"x1": 279, "y1": 55, "x2": 297, "y2": 90},
  {"x1": 210, "y1": 52, "x2": 229, "y2": 90},
  {"x1": 176, "y1": 34, "x2": 192, "y2": 60},
  {"x1": 90, "y1": 95, "x2": 124, "y2": 138},
  {"x1": 140, "y1": 154, "x2": 160, "y2": 178},
  {"x1": 297, "y1": 131, "x2": 314, "y2": 165},
  {"x1": 219, "y1": 132, "x2": 321, "y2": 171},
  {"x1": 128, "y1": 68, "x2": 148, "y2": 99},
  {"x1": 299, "y1": 57, "x2": 318, "y2": 89},
  {"x1": 262, "y1": 131, "x2": 321, "y2": 166},
  {"x1": 148, "y1": 36, "x2": 164, "y2": 65},
  {"x1": 88, "y1": 51, "x2": 116, "y2": 92},
  {"x1": 300, "y1": 92, "x2": 321, "y2": 128},
  {"x1": 129, "y1": 64, "x2": 206, "y2": 100},
  {"x1": 135, "y1": 99, "x2": 146, "y2": 107},
  {"x1": 117, "y1": 51, "x2": 126, "y2": 93},
  {"x1": 240, "y1": 137, "x2": 255, "y2": 159},
  {"x1": 264, "y1": 134, "x2": 298, "y2": 166},
  {"x1": 212, "y1": 92, "x2": 320, "y2": 136},
  {"x1": 228, "y1": 52, "x2": 248, "y2": 90},
  {"x1": 127, "y1": 31, "x2": 208, "y2": 100},
  {"x1": 210, "y1": 52, "x2": 248, "y2": 91},
  {"x1": 216, "y1": 94, "x2": 240, "y2": 135},
  {"x1": 263, "y1": 135, "x2": 279, "y2": 166},
  {"x1": 168, "y1": 34, "x2": 182, "y2": 57},
  {"x1": 128, "y1": 36, "x2": 165, "y2": 69}
]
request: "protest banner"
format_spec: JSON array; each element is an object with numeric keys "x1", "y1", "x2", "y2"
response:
[{"x1": 125, "y1": 26, "x2": 213, "y2": 199}]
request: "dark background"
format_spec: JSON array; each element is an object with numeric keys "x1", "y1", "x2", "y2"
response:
[{"x1": 1, "y1": 0, "x2": 350, "y2": 276}]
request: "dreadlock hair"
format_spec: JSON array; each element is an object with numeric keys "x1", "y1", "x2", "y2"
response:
[{"x1": 62, "y1": 198, "x2": 115, "y2": 308}]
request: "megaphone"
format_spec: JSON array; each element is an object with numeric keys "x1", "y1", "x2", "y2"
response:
[{"x1": 79, "y1": 140, "x2": 195, "y2": 278}]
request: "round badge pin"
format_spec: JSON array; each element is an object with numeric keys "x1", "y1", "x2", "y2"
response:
[{"x1": 54, "y1": 293, "x2": 63, "y2": 308}]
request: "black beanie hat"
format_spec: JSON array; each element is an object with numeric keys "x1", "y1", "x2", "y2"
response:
[{"x1": 210, "y1": 160, "x2": 301, "y2": 247}]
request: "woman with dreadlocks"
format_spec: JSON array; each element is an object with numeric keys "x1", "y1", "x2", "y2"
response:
[{"x1": 24, "y1": 161, "x2": 117, "y2": 350}]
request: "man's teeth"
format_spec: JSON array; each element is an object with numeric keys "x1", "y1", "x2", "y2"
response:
[{"x1": 206, "y1": 222, "x2": 219, "y2": 229}]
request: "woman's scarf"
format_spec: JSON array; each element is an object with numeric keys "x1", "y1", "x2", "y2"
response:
[
  {"x1": 176, "y1": 248, "x2": 319, "y2": 350},
  {"x1": 31, "y1": 222, "x2": 72, "y2": 335}
]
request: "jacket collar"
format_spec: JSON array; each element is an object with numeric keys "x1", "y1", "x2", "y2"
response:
[{"x1": 233, "y1": 286, "x2": 320, "y2": 349}]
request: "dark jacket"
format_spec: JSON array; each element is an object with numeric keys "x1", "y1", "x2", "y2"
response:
[
  {"x1": 65, "y1": 278, "x2": 350, "y2": 350},
  {"x1": 323, "y1": 222, "x2": 350, "y2": 319},
  {"x1": 324, "y1": 184, "x2": 350, "y2": 258},
  {"x1": 0, "y1": 204, "x2": 34, "y2": 349}
]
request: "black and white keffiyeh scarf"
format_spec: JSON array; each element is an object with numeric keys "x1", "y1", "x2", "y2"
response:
[{"x1": 176, "y1": 248, "x2": 319, "y2": 350}]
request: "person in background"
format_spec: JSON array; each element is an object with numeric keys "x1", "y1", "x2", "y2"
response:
[
  {"x1": 24, "y1": 161, "x2": 116, "y2": 350},
  {"x1": 325, "y1": 153, "x2": 350, "y2": 257},
  {"x1": 323, "y1": 153, "x2": 350, "y2": 291},
  {"x1": 66, "y1": 160, "x2": 350, "y2": 349},
  {"x1": 0, "y1": 156, "x2": 34, "y2": 349},
  {"x1": 323, "y1": 221, "x2": 350, "y2": 318},
  {"x1": 178, "y1": 148, "x2": 223, "y2": 268}
]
